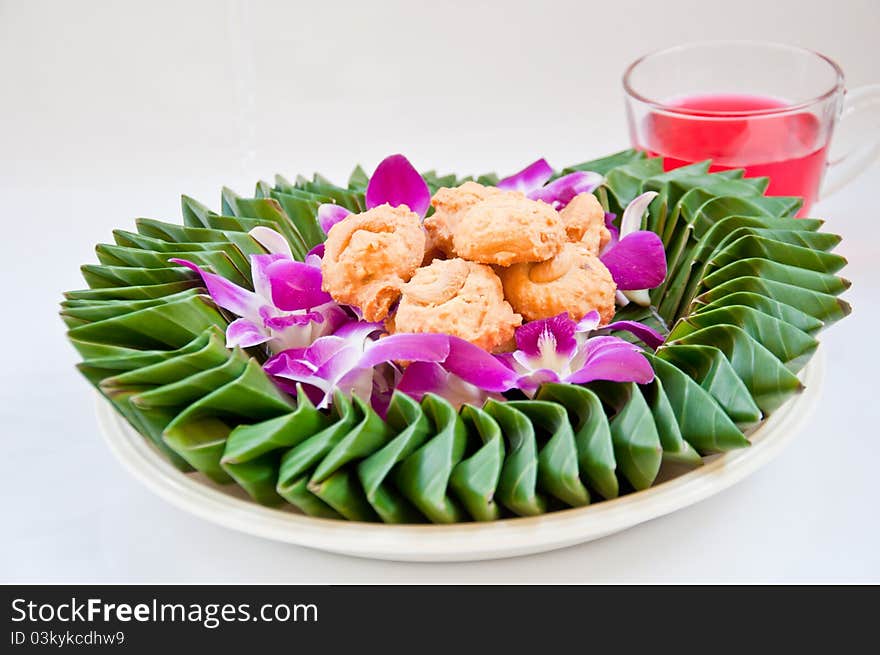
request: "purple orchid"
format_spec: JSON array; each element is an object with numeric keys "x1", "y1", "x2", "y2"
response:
[
  {"x1": 316, "y1": 153, "x2": 431, "y2": 234},
  {"x1": 263, "y1": 322, "x2": 452, "y2": 409},
  {"x1": 489, "y1": 312, "x2": 655, "y2": 395},
  {"x1": 264, "y1": 312, "x2": 658, "y2": 408},
  {"x1": 386, "y1": 313, "x2": 656, "y2": 402},
  {"x1": 599, "y1": 191, "x2": 667, "y2": 305},
  {"x1": 496, "y1": 158, "x2": 604, "y2": 210},
  {"x1": 170, "y1": 227, "x2": 348, "y2": 353}
]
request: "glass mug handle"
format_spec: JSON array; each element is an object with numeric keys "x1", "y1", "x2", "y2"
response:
[{"x1": 821, "y1": 84, "x2": 880, "y2": 198}]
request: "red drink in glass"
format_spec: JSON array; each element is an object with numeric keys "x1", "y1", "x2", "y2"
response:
[
  {"x1": 621, "y1": 42, "x2": 880, "y2": 218},
  {"x1": 642, "y1": 93, "x2": 828, "y2": 215}
]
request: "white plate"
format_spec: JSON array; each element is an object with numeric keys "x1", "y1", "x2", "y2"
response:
[{"x1": 96, "y1": 351, "x2": 823, "y2": 562}]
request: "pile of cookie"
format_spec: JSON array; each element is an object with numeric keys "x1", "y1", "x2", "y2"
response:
[{"x1": 320, "y1": 182, "x2": 617, "y2": 352}]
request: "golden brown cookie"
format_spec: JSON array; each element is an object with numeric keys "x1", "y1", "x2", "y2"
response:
[
  {"x1": 559, "y1": 192, "x2": 611, "y2": 255},
  {"x1": 424, "y1": 181, "x2": 505, "y2": 257},
  {"x1": 321, "y1": 203, "x2": 425, "y2": 321},
  {"x1": 498, "y1": 243, "x2": 617, "y2": 324},
  {"x1": 391, "y1": 258, "x2": 522, "y2": 352},
  {"x1": 453, "y1": 194, "x2": 565, "y2": 266}
]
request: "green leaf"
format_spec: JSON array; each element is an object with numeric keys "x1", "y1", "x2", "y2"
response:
[
  {"x1": 357, "y1": 392, "x2": 431, "y2": 523},
  {"x1": 450, "y1": 405, "x2": 505, "y2": 521},
  {"x1": 588, "y1": 383, "x2": 662, "y2": 491},
  {"x1": 508, "y1": 401, "x2": 591, "y2": 507},
  {"x1": 645, "y1": 354, "x2": 749, "y2": 454},
  {"x1": 536, "y1": 384, "x2": 618, "y2": 500},
  {"x1": 667, "y1": 325, "x2": 803, "y2": 414},
  {"x1": 395, "y1": 394, "x2": 467, "y2": 524},
  {"x1": 695, "y1": 276, "x2": 851, "y2": 325},
  {"x1": 639, "y1": 378, "x2": 703, "y2": 467},
  {"x1": 703, "y1": 258, "x2": 850, "y2": 295},
  {"x1": 656, "y1": 344, "x2": 761, "y2": 427},
  {"x1": 669, "y1": 305, "x2": 818, "y2": 372},
  {"x1": 483, "y1": 400, "x2": 546, "y2": 517}
]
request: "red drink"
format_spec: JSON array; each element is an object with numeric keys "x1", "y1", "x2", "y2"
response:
[{"x1": 639, "y1": 94, "x2": 827, "y2": 216}]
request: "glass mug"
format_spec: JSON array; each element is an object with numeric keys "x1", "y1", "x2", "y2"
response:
[{"x1": 624, "y1": 41, "x2": 880, "y2": 216}]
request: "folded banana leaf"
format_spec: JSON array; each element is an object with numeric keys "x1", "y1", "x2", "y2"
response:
[
  {"x1": 656, "y1": 344, "x2": 761, "y2": 427},
  {"x1": 357, "y1": 392, "x2": 430, "y2": 523},
  {"x1": 536, "y1": 384, "x2": 618, "y2": 500},
  {"x1": 450, "y1": 405, "x2": 505, "y2": 521},
  {"x1": 483, "y1": 400, "x2": 547, "y2": 516},
  {"x1": 162, "y1": 361, "x2": 294, "y2": 482},
  {"x1": 587, "y1": 382, "x2": 662, "y2": 491},
  {"x1": 693, "y1": 276, "x2": 851, "y2": 326},
  {"x1": 395, "y1": 394, "x2": 468, "y2": 524}
]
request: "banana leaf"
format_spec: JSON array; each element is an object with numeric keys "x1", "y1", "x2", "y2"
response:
[
  {"x1": 536, "y1": 384, "x2": 618, "y2": 500},
  {"x1": 161, "y1": 360, "x2": 294, "y2": 482},
  {"x1": 645, "y1": 354, "x2": 749, "y2": 453},
  {"x1": 276, "y1": 392, "x2": 358, "y2": 512},
  {"x1": 309, "y1": 467, "x2": 379, "y2": 522},
  {"x1": 708, "y1": 235, "x2": 847, "y2": 274},
  {"x1": 61, "y1": 289, "x2": 203, "y2": 326},
  {"x1": 588, "y1": 382, "x2": 662, "y2": 491},
  {"x1": 656, "y1": 344, "x2": 761, "y2": 427},
  {"x1": 450, "y1": 405, "x2": 505, "y2": 521},
  {"x1": 702, "y1": 258, "x2": 850, "y2": 295},
  {"x1": 395, "y1": 394, "x2": 467, "y2": 524},
  {"x1": 639, "y1": 378, "x2": 703, "y2": 467},
  {"x1": 693, "y1": 277, "x2": 851, "y2": 326},
  {"x1": 691, "y1": 291, "x2": 823, "y2": 334},
  {"x1": 508, "y1": 401, "x2": 590, "y2": 507},
  {"x1": 67, "y1": 294, "x2": 226, "y2": 357},
  {"x1": 667, "y1": 325, "x2": 803, "y2": 414},
  {"x1": 81, "y1": 264, "x2": 193, "y2": 288},
  {"x1": 135, "y1": 218, "x2": 266, "y2": 258},
  {"x1": 668, "y1": 305, "x2": 819, "y2": 372},
  {"x1": 483, "y1": 400, "x2": 547, "y2": 517},
  {"x1": 357, "y1": 392, "x2": 431, "y2": 523},
  {"x1": 64, "y1": 280, "x2": 200, "y2": 302}
]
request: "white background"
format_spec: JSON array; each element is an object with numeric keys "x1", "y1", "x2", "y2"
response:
[{"x1": 1, "y1": 0, "x2": 878, "y2": 582}]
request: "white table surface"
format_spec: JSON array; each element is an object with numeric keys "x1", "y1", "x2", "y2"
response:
[{"x1": 2, "y1": 0, "x2": 878, "y2": 583}]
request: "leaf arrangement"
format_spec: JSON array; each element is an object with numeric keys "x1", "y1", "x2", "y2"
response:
[{"x1": 62, "y1": 150, "x2": 850, "y2": 523}]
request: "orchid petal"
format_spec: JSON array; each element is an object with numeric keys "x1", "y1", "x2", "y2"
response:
[
  {"x1": 265, "y1": 259, "x2": 332, "y2": 311},
  {"x1": 528, "y1": 171, "x2": 604, "y2": 208},
  {"x1": 264, "y1": 311, "x2": 324, "y2": 331},
  {"x1": 248, "y1": 226, "x2": 293, "y2": 258},
  {"x1": 599, "y1": 231, "x2": 667, "y2": 290},
  {"x1": 264, "y1": 350, "x2": 324, "y2": 381},
  {"x1": 169, "y1": 258, "x2": 262, "y2": 320},
  {"x1": 496, "y1": 158, "x2": 554, "y2": 193},
  {"x1": 620, "y1": 191, "x2": 659, "y2": 237},
  {"x1": 566, "y1": 338, "x2": 654, "y2": 384},
  {"x1": 225, "y1": 318, "x2": 271, "y2": 348},
  {"x1": 603, "y1": 212, "x2": 620, "y2": 250},
  {"x1": 317, "y1": 204, "x2": 352, "y2": 234},
  {"x1": 396, "y1": 361, "x2": 448, "y2": 402},
  {"x1": 575, "y1": 310, "x2": 601, "y2": 334},
  {"x1": 514, "y1": 313, "x2": 578, "y2": 360},
  {"x1": 515, "y1": 368, "x2": 562, "y2": 395},
  {"x1": 358, "y1": 333, "x2": 450, "y2": 369},
  {"x1": 604, "y1": 320, "x2": 666, "y2": 349},
  {"x1": 333, "y1": 321, "x2": 383, "y2": 343},
  {"x1": 314, "y1": 345, "x2": 365, "y2": 386},
  {"x1": 365, "y1": 154, "x2": 430, "y2": 217},
  {"x1": 442, "y1": 337, "x2": 519, "y2": 393},
  {"x1": 615, "y1": 290, "x2": 631, "y2": 307},
  {"x1": 250, "y1": 253, "x2": 288, "y2": 301},
  {"x1": 306, "y1": 243, "x2": 325, "y2": 268}
]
